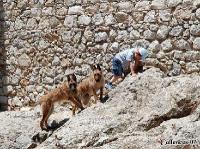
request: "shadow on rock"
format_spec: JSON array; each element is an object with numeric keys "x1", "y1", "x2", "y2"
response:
[
  {"x1": 30, "y1": 118, "x2": 69, "y2": 148},
  {"x1": 101, "y1": 94, "x2": 110, "y2": 103}
]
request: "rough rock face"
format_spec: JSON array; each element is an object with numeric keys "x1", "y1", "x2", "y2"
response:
[
  {"x1": 0, "y1": 0, "x2": 200, "y2": 108},
  {"x1": 0, "y1": 68, "x2": 200, "y2": 148}
]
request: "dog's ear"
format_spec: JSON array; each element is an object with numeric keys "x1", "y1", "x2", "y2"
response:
[
  {"x1": 72, "y1": 74, "x2": 77, "y2": 82},
  {"x1": 67, "y1": 74, "x2": 71, "y2": 82},
  {"x1": 96, "y1": 64, "x2": 101, "y2": 71},
  {"x1": 91, "y1": 65, "x2": 96, "y2": 70}
]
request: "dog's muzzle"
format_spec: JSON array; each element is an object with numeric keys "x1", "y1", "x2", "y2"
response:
[
  {"x1": 94, "y1": 74, "x2": 101, "y2": 82},
  {"x1": 95, "y1": 78, "x2": 101, "y2": 82}
]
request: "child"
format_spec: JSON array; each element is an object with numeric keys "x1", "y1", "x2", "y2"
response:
[{"x1": 105, "y1": 47, "x2": 148, "y2": 89}]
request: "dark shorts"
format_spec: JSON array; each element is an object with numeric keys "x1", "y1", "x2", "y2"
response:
[{"x1": 112, "y1": 57, "x2": 123, "y2": 76}]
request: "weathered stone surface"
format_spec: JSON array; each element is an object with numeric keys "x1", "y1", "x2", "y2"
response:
[
  {"x1": 174, "y1": 39, "x2": 191, "y2": 50},
  {"x1": 193, "y1": 37, "x2": 200, "y2": 50},
  {"x1": 169, "y1": 26, "x2": 183, "y2": 36},
  {"x1": 143, "y1": 30, "x2": 156, "y2": 40},
  {"x1": 52, "y1": 56, "x2": 60, "y2": 66},
  {"x1": 170, "y1": 62, "x2": 182, "y2": 76},
  {"x1": 166, "y1": 0, "x2": 182, "y2": 7},
  {"x1": 56, "y1": 7, "x2": 68, "y2": 16},
  {"x1": 1, "y1": 68, "x2": 199, "y2": 149},
  {"x1": 184, "y1": 51, "x2": 200, "y2": 61},
  {"x1": 17, "y1": 54, "x2": 31, "y2": 67},
  {"x1": 186, "y1": 62, "x2": 199, "y2": 73},
  {"x1": 68, "y1": 6, "x2": 84, "y2": 15},
  {"x1": 110, "y1": 42, "x2": 119, "y2": 51},
  {"x1": 196, "y1": 8, "x2": 200, "y2": 19},
  {"x1": 148, "y1": 40, "x2": 161, "y2": 53},
  {"x1": 156, "y1": 25, "x2": 170, "y2": 39},
  {"x1": 159, "y1": 10, "x2": 172, "y2": 21},
  {"x1": 161, "y1": 39, "x2": 173, "y2": 52},
  {"x1": 144, "y1": 10, "x2": 156, "y2": 23},
  {"x1": 190, "y1": 24, "x2": 200, "y2": 36},
  {"x1": 64, "y1": 15, "x2": 77, "y2": 28},
  {"x1": 105, "y1": 14, "x2": 116, "y2": 25},
  {"x1": 2, "y1": 0, "x2": 200, "y2": 109},
  {"x1": 135, "y1": 1, "x2": 150, "y2": 11},
  {"x1": 95, "y1": 32, "x2": 108, "y2": 42},
  {"x1": 151, "y1": 0, "x2": 167, "y2": 9},
  {"x1": 117, "y1": 30, "x2": 128, "y2": 41},
  {"x1": 117, "y1": 2, "x2": 133, "y2": 13},
  {"x1": 43, "y1": 77, "x2": 54, "y2": 84},
  {"x1": 78, "y1": 15, "x2": 91, "y2": 26},
  {"x1": 115, "y1": 12, "x2": 128, "y2": 23},
  {"x1": 174, "y1": 5, "x2": 193, "y2": 20},
  {"x1": 26, "y1": 18, "x2": 38, "y2": 30},
  {"x1": 193, "y1": 0, "x2": 200, "y2": 6},
  {"x1": 92, "y1": 13, "x2": 104, "y2": 25},
  {"x1": 130, "y1": 30, "x2": 140, "y2": 40}
]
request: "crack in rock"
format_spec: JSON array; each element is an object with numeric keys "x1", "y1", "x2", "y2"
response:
[{"x1": 145, "y1": 100, "x2": 199, "y2": 131}]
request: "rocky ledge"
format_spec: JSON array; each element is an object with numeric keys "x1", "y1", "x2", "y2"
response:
[{"x1": 0, "y1": 68, "x2": 200, "y2": 149}]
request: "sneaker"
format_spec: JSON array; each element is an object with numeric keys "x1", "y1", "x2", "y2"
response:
[{"x1": 105, "y1": 82, "x2": 113, "y2": 90}]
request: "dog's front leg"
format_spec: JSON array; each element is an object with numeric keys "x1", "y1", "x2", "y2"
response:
[
  {"x1": 92, "y1": 89, "x2": 98, "y2": 104},
  {"x1": 99, "y1": 87, "x2": 103, "y2": 102},
  {"x1": 70, "y1": 97, "x2": 84, "y2": 111}
]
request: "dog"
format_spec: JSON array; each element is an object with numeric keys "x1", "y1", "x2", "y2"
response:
[
  {"x1": 71, "y1": 64, "x2": 105, "y2": 115},
  {"x1": 39, "y1": 74, "x2": 84, "y2": 130}
]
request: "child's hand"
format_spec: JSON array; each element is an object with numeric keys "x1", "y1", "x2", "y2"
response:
[{"x1": 132, "y1": 73, "x2": 137, "y2": 77}]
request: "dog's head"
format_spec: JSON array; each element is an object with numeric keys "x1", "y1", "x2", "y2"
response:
[
  {"x1": 67, "y1": 74, "x2": 77, "y2": 92},
  {"x1": 91, "y1": 64, "x2": 103, "y2": 82}
]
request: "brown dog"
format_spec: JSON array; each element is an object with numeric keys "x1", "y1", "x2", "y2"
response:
[
  {"x1": 39, "y1": 74, "x2": 84, "y2": 130},
  {"x1": 72, "y1": 64, "x2": 105, "y2": 115}
]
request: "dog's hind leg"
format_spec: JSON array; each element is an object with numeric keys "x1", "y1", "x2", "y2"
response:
[
  {"x1": 44, "y1": 101, "x2": 53, "y2": 130},
  {"x1": 40, "y1": 102, "x2": 49, "y2": 130}
]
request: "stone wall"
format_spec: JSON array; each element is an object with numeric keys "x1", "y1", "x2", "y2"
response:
[{"x1": 1, "y1": 0, "x2": 200, "y2": 108}]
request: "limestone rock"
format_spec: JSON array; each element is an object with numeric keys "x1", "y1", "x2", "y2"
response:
[
  {"x1": 159, "y1": 10, "x2": 172, "y2": 21},
  {"x1": 193, "y1": 0, "x2": 200, "y2": 6},
  {"x1": 161, "y1": 39, "x2": 173, "y2": 52},
  {"x1": 68, "y1": 6, "x2": 84, "y2": 15},
  {"x1": 156, "y1": 25, "x2": 170, "y2": 39},
  {"x1": 130, "y1": 30, "x2": 140, "y2": 40},
  {"x1": 18, "y1": 54, "x2": 31, "y2": 67},
  {"x1": 115, "y1": 12, "x2": 128, "y2": 23},
  {"x1": 166, "y1": 0, "x2": 182, "y2": 7},
  {"x1": 93, "y1": 14, "x2": 104, "y2": 25},
  {"x1": 151, "y1": 0, "x2": 167, "y2": 9},
  {"x1": 193, "y1": 37, "x2": 200, "y2": 50},
  {"x1": 117, "y1": 2, "x2": 133, "y2": 13},
  {"x1": 64, "y1": 15, "x2": 77, "y2": 28},
  {"x1": 195, "y1": 8, "x2": 200, "y2": 19},
  {"x1": 190, "y1": 24, "x2": 200, "y2": 36},
  {"x1": 148, "y1": 40, "x2": 161, "y2": 53},
  {"x1": 52, "y1": 56, "x2": 60, "y2": 66},
  {"x1": 135, "y1": 1, "x2": 150, "y2": 11},
  {"x1": 105, "y1": 14, "x2": 116, "y2": 25},
  {"x1": 95, "y1": 32, "x2": 108, "y2": 42},
  {"x1": 78, "y1": 15, "x2": 91, "y2": 26},
  {"x1": 174, "y1": 39, "x2": 191, "y2": 50},
  {"x1": 169, "y1": 26, "x2": 183, "y2": 36},
  {"x1": 186, "y1": 62, "x2": 199, "y2": 73},
  {"x1": 144, "y1": 10, "x2": 156, "y2": 23},
  {"x1": 143, "y1": 30, "x2": 156, "y2": 40},
  {"x1": 1, "y1": 68, "x2": 200, "y2": 149}
]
